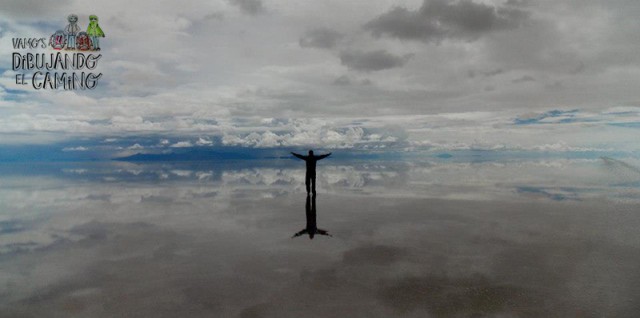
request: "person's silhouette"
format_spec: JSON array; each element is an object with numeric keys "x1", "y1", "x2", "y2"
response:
[
  {"x1": 292, "y1": 194, "x2": 331, "y2": 239},
  {"x1": 291, "y1": 150, "x2": 331, "y2": 194}
]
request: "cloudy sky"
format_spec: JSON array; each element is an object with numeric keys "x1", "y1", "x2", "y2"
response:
[{"x1": 1, "y1": 0, "x2": 639, "y2": 154}]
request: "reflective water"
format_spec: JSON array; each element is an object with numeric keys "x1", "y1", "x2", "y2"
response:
[{"x1": 0, "y1": 158, "x2": 639, "y2": 317}]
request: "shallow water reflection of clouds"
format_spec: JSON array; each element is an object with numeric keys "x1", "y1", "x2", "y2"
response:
[{"x1": 0, "y1": 158, "x2": 639, "y2": 316}]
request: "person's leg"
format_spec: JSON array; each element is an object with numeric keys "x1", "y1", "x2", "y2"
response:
[
  {"x1": 305, "y1": 174, "x2": 311, "y2": 194},
  {"x1": 90, "y1": 36, "x2": 98, "y2": 50},
  {"x1": 311, "y1": 176, "x2": 316, "y2": 194}
]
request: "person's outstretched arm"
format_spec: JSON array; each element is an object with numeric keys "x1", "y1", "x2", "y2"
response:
[
  {"x1": 292, "y1": 229, "x2": 308, "y2": 238},
  {"x1": 316, "y1": 153, "x2": 332, "y2": 160},
  {"x1": 291, "y1": 152, "x2": 306, "y2": 160}
]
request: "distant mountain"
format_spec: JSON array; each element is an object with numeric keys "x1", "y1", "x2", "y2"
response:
[
  {"x1": 0, "y1": 140, "x2": 394, "y2": 163},
  {"x1": 114, "y1": 147, "x2": 389, "y2": 162},
  {"x1": 114, "y1": 148, "x2": 272, "y2": 161},
  {"x1": 0, "y1": 144, "x2": 101, "y2": 162}
]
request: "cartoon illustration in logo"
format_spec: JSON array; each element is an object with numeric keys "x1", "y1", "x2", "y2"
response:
[
  {"x1": 76, "y1": 31, "x2": 92, "y2": 51},
  {"x1": 49, "y1": 30, "x2": 67, "y2": 50},
  {"x1": 86, "y1": 15, "x2": 105, "y2": 51},
  {"x1": 64, "y1": 14, "x2": 81, "y2": 50}
]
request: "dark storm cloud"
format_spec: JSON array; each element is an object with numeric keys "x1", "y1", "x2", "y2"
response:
[
  {"x1": 468, "y1": 68, "x2": 504, "y2": 78},
  {"x1": 364, "y1": 0, "x2": 529, "y2": 43},
  {"x1": 299, "y1": 28, "x2": 344, "y2": 49},
  {"x1": 229, "y1": 0, "x2": 265, "y2": 15},
  {"x1": 340, "y1": 50, "x2": 412, "y2": 72},
  {"x1": 203, "y1": 12, "x2": 225, "y2": 21},
  {"x1": 0, "y1": 0, "x2": 71, "y2": 18},
  {"x1": 545, "y1": 80, "x2": 564, "y2": 91},
  {"x1": 333, "y1": 75, "x2": 352, "y2": 85},
  {"x1": 512, "y1": 75, "x2": 536, "y2": 83},
  {"x1": 505, "y1": 0, "x2": 531, "y2": 6},
  {"x1": 332, "y1": 75, "x2": 373, "y2": 86}
]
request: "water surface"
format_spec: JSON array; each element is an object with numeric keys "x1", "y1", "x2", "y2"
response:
[{"x1": 0, "y1": 158, "x2": 639, "y2": 317}]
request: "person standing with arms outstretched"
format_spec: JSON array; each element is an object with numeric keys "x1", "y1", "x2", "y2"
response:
[{"x1": 291, "y1": 150, "x2": 331, "y2": 194}]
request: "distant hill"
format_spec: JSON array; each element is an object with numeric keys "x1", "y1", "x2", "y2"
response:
[
  {"x1": 114, "y1": 148, "x2": 388, "y2": 162},
  {"x1": 114, "y1": 148, "x2": 273, "y2": 161},
  {"x1": 0, "y1": 141, "x2": 393, "y2": 163}
]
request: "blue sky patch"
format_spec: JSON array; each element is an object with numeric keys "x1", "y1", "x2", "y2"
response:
[
  {"x1": 514, "y1": 109, "x2": 579, "y2": 125},
  {"x1": 608, "y1": 122, "x2": 640, "y2": 128}
]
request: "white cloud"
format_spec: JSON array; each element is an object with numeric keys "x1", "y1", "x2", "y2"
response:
[
  {"x1": 195, "y1": 137, "x2": 213, "y2": 146},
  {"x1": 170, "y1": 170, "x2": 192, "y2": 177},
  {"x1": 221, "y1": 120, "x2": 372, "y2": 148},
  {"x1": 170, "y1": 141, "x2": 193, "y2": 148},
  {"x1": 127, "y1": 143, "x2": 144, "y2": 150},
  {"x1": 62, "y1": 146, "x2": 88, "y2": 151},
  {"x1": 0, "y1": 0, "x2": 639, "y2": 154}
]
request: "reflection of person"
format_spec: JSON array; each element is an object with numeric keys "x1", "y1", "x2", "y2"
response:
[
  {"x1": 292, "y1": 194, "x2": 331, "y2": 239},
  {"x1": 291, "y1": 150, "x2": 331, "y2": 194}
]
